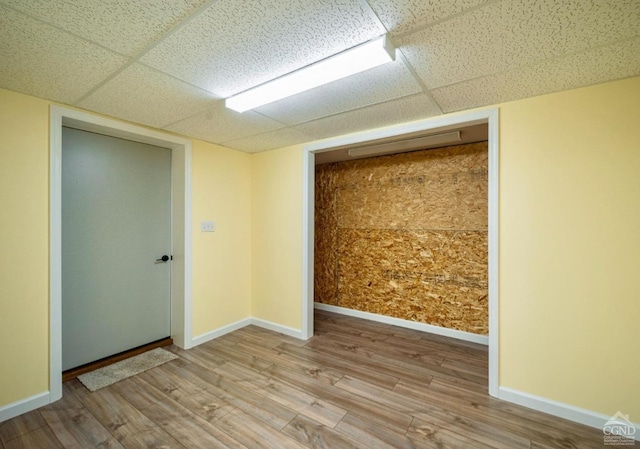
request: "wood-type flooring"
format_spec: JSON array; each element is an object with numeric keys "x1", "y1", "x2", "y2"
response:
[{"x1": 0, "y1": 310, "x2": 616, "y2": 448}]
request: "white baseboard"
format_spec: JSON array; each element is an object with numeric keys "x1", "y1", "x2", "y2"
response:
[
  {"x1": 499, "y1": 387, "x2": 640, "y2": 442},
  {"x1": 189, "y1": 317, "x2": 252, "y2": 348},
  {"x1": 189, "y1": 316, "x2": 305, "y2": 349},
  {"x1": 250, "y1": 317, "x2": 305, "y2": 340},
  {"x1": 314, "y1": 302, "x2": 488, "y2": 345},
  {"x1": 0, "y1": 391, "x2": 50, "y2": 423}
]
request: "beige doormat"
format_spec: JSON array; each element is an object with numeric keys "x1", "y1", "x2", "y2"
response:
[{"x1": 77, "y1": 347, "x2": 178, "y2": 392}]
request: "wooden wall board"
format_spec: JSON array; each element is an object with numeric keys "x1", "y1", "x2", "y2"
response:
[
  {"x1": 315, "y1": 164, "x2": 338, "y2": 305},
  {"x1": 336, "y1": 228, "x2": 488, "y2": 334},
  {"x1": 335, "y1": 143, "x2": 488, "y2": 230},
  {"x1": 314, "y1": 142, "x2": 488, "y2": 335}
]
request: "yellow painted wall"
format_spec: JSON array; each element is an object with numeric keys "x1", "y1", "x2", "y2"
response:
[
  {"x1": 0, "y1": 87, "x2": 252, "y2": 409},
  {"x1": 251, "y1": 146, "x2": 302, "y2": 329},
  {"x1": 191, "y1": 141, "x2": 251, "y2": 335},
  {"x1": 2, "y1": 74, "x2": 639, "y2": 423},
  {"x1": 499, "y1": 76, "x2": 640, "y2": 419},
  {"x1": 251, "y1": 76, "x2": 640, "y2": 421},
  {"x1": 0, "y1": 89, "x2": 50, "y2": 406}
]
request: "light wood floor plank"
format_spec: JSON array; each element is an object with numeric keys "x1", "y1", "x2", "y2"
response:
[
  {"x1": 0, "y1": 410, "x2": 46, "y2": 445},
  {"x1": 316, "y1": 331, "x2": 487, "y2": 387},
  {"x1": 408, "y1": 416, "x2": 496, "y2": 449},
  {"x1": 235, "y1": 325, "x2": 308, "y2": 348},
  {"x1": 305, "y1": 336, "x2": 437, "y2": 388},
  {"x1": 262, "y1": 364, "x2": 413, "y2": 434},
  {"x1": 335, "y1": 412, "x2": 423, "y2": 449},
  {"x1": 3, "y1": 427, "x2": 63, "y2": 449},
  {"x1": 162, "y1": 358, "x2": 298, "y2": 430},
  {"x1": 397, "y1": 378, "x2": 605, "y2": 448},
  {"x1": 232, "y1": 339, "x2": 345, "y2": 386},
  {"x1": 383, "y1": 334, "x2": 490, "y2": 372},
  {"x1": 140, "y1": 398, "x2": 246, "y2": 449},
  {"x1": 72, "y1": 383, "x2": 185, "y2": 449},
  {"x1": 214, "y1": 409, "x2": 305, "y2": 449},
  {"x1": 38, "y1": 383, "x2": 125, "y2": 449},
  {"x1": 334, "y1": 373, "x2": 529, "y2": 449},
  {"x1": 282, "y1": 414, "x2": 362, "y2": 449},
  {"x1": 214, "y1": 362, "x2": 347, "y2": 428},
  {"x1": 200, "y1": 339, "x2": 272, "y2": 372},
  {"x1": 0, "y1": 311, "x2": 611, "y2": 448},
  {"x1": 277, "y1": 342, "x2": 400, "y2": 390},
  {"x1": 109, "y1": 376, "x2": 167, "y2": 411},
  {"x1": 314, "y1": 318, "x2": 391, "y2": 343},
  {"x1": 165, "y1": 344, "x2": 227, "y2": 370}
]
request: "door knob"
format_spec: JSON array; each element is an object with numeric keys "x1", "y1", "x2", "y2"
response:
[{"x1": 156, "y1": 255, "x2": 170, "y2": 262}]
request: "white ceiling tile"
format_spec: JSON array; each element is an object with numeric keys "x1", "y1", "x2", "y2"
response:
[
  {"x1": 400, "y1": 0, "x2": 640, "y2": 88},
  {"x1": 221, "y1": 128, "x2": 313, "y2": 153},
  {"x1": 1, "y1": 0, "x2": 638, "y2": 152},
  {"x1": 0, "y1": 6, "x2": 127, "y2": 104},
  {"x1": 431, "y1": 37, "x2": 640, "y2": 112},
  {"x1": 77, "y1": 64, "x2": 218, "y2": 129},
  {"x1": 294, "y1": 93, "x2": 441, "y2": 140},
  {"x1": 254, "y1": 59, "x2": 422, "y2": 125},
  {"x1": 367, "y1": 0, "x2": 489, "y2": 36},
  {"x1": 164, "y1": 104, "x2": 284, "y2": 144},
  {"x1": 0, "y1": 0, "x2": 207, "y2": 56},
  {"x1": 140, "y1": 0, "x2": 385, "y2": 96}
]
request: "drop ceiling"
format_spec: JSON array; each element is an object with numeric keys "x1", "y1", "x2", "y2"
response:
[{"x1": 1, "y1": 0, "x2": 638, "y2": 153}]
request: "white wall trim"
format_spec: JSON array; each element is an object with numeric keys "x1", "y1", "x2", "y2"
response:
[
  {"x1": 191, "y1": 317, "x2": 306, "y2": 347},
  {"x1": 301, "y1": 149, "x2": 315, "y2": 340},
  {"x1": 486, "y1": 108, "x2": 500, "y2": 398},
  {"x1": 49, "y1": 105, "x2": 193, "y2": 405},
  {"x1": 250, "y1": 318, "x2": 305, "y2": 339},
  {"x1": 304, "y1": 109, "x2": 492, "y2": 154},
  {"x1": 499, "y1": 387, "x2": 640, "y2": 442},
  {"x1": 0, "y1": 392, "x2": 50, "y2": 423},
  {"x1": 190, "y1": 318, "x2": 253, "y2": 347},
  {"x1": 49, "y1": 108, "x2": 63, "y2": 403},
  {"x1": 315, "y1": 303, "x2": 488, "y2": 345},
  {"x1": 302, "y1": 107, "x2": 500, "y2": 396}
]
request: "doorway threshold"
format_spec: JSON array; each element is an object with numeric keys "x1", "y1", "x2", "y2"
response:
[{"x1": 61, "y1": 337, "x2": 173, "y2": 382}]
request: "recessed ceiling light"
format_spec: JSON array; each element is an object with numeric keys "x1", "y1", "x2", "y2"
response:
[{"x1": 225, "y1": 35, "x2": 396, "y2": 113}]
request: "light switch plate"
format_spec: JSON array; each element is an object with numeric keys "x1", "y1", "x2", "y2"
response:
[{"x1": 201, "y1": 220, "x2": 216, "y2": 232}]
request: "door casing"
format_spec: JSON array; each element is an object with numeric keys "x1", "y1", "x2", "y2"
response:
[
  {"x1": 301, "y1": 108, "x2": 500, "y2": 397},
  {"x1": 49, "y1": 105, "x2": 193, "y2": 402},
  {"x1": 61, "y1": 126, "x2": 173, "y2": 370}
]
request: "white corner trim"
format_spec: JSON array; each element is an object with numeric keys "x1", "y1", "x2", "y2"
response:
[
  {"x1": 300, "y1": 149, "x2": 315, "y2": 340},
  {"x1": 250, "y1": 318, "x2": 306, "y2": 340},
  {"x1": 499, "y1": 387, "x2": 640, "y2": 442},
  {"x1": 190, "y1": 318, "x2": 253, "y2": 347},
  {"x1": 314, "y1": 303, "x2": 488, "y2": 345},
  {"x1": 486, "y1": 107, "x2": 500, "y2": 398},
  {"x1": 190, "y1": 316, "x2": 306, "y2": 347},
  {"x1": 0, "y1": 392, "x2": 50, "y2": 423}
]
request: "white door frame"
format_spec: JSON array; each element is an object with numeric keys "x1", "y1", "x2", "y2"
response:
[
  {"x1": 49, "y1": 105, "x2": 193, "y2": 402},
  {"x1": 301, "y1": 108, "x2": 500, "y2": 397}
]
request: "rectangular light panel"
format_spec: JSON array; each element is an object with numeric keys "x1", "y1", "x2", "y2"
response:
[
  {"x1": 347, "y1": 131, "x2": 462, "y2": 158},
  {"x1": 225, "y1": 35, "x2": 395, "y2": 113}
]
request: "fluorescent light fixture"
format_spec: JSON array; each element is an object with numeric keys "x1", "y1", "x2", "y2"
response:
[
  {"x1": 347, "y1": 131, "x2": 462, "y2": 158},
  {"x1": 225, "y1": 35, "x2": 395, "y2": 113}
]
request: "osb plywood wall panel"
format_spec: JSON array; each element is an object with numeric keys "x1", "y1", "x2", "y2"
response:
[
  {"x1": 315, "y1": 142, "x2": 488, "y2": 335},
  {"x1": 315, "y1": 163, "x2": 338, "y2": 304}
]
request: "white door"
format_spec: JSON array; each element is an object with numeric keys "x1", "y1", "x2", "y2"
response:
[{"x1": 61, "y1": 127, "x2": 171, "y2": 371}]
